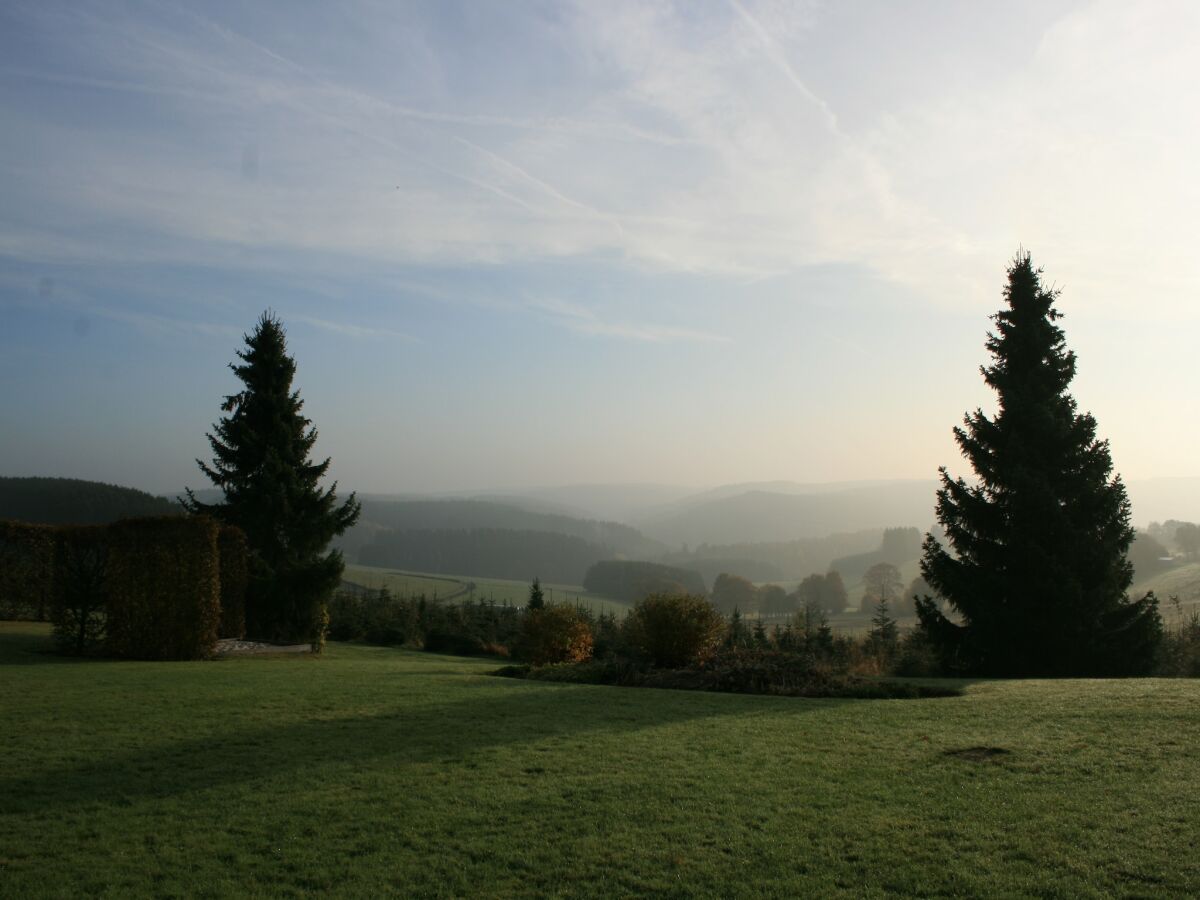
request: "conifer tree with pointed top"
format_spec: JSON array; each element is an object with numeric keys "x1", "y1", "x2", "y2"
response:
[
  {"x1": 183, "y1": 312, "x2": 360, "y2": 644},
  {"x1": 528, "y1": 576, "x2": 545, "y2": 610},
  {"x1": 917, "y1": 253, "x2": 1160, "y2": 675}
]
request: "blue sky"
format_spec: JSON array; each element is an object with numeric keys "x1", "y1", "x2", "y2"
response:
[{"x1": 2, "y1": 0, "x2": 1198, "y2": 495}]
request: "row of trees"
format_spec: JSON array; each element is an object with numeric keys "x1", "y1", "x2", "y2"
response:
[
  {"x1": 708, "y1": 565, "x2": 932, "y2": 619},
  {"x1": 711, "y1": 571, "x2": 848, "y2": 617}
]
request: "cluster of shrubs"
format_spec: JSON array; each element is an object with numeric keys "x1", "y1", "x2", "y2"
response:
[
  {"x1": 0, "y1": 516, "x2": 246, "y2": 659},
  {"x1": 326, "y1": 585, "x2": 952, "y2": 697},
  {"x1": 320, "y1": 584, "x2": 1200, "y2": 689},
  {"x1": 327, "y1": 586, "x2": 621, "y2": 660}
]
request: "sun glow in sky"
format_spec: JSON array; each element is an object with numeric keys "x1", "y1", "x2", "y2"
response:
[{"x1": 2, "y1": 0, "x2": 1199, "y2": 494}]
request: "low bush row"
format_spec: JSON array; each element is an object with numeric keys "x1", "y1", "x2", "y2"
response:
[
  {"x1": 326, "y1": 586, "x2": 1200, "y2": 691},
  {"x1": 327, "y1": 589, "x2": 524, "y2": 656},
  {"x1": 495, "y1": 650, "x2": 962, "y2": 699}
]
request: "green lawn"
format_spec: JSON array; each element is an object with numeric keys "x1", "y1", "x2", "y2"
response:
[
  {"x1": 342, "y1": 564, "x2": 471, "y2": 600},
  {"x1": 2, "y1": 621, "x2": 1198, "y2": 897},
  {"x1": 344, "y1": 564, "x2": 630, "y2": 616}
]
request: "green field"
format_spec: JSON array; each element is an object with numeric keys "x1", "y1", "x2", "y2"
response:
[
  {"x1": 343, "y1": 564, "x2": 631, "y2": 616},
  {"x1": 1133, "y1": 562, "x2": 1200, "y2": 619},
  {"x1": 3, "y1": 621, "x2": 1198, "y2": 897}
]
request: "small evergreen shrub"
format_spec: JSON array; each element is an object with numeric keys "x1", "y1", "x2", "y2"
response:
[
  {"x1": 622, "y1": 593, "x2": 724, "y2": 668},
  {"x1": 517, "y1": 604, "x2": 594, "y2": 665},
  {"x1": 893, "y1": 628, "x2": 943, "y2": 677}
]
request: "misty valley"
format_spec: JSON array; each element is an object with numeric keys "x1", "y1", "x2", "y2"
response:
[{"x1": 5, "y1": 1, "x2": 1200, "y2": 894}]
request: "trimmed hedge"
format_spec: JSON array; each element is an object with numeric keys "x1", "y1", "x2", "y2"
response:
[
  {"x1": 0, "y1": 520, "x2": 57, "y2": 621},
  {"x1": 52, "y1": 524, "x2": 110, "y2": 655},
  {"x1": 0, "y1": 515, "x2": 244, "y2": 660},
  {"x1": 217, "y1": 526, "x2": 248, "y2": 639},
  {"x1": 104, "y1": 516, "x2": 222, "y2": 660}
]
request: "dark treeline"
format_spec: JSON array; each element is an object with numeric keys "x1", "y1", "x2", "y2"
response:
[
  {"x1": 656, "y1": 530, "x2": 886, "y2": 582},
  {"x1": 0, "y1": 477, "x2": 180, "y2": 525},
  {"x1": 359, "y1": 528, "x2": 607, "y2": 584},
  {"x1": 583, "y1": 560, "x2": 707, "y2": 602},
  {"x1": 684, "y1": 557, "x2": 784, "y2": 584}
]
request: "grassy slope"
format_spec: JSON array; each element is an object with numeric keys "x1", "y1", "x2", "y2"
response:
[
  {"x1": 1133, "y1": 562, "x2": 1200, "y2": 617},
  {"x1": 344, "y1": 563, "x2": 631, "y2": 616},
  {"x1": 2, "y1": 621, "x2": 1198, "y2": 898},
  {"x1": 342, "y1": 564, "x2": 471, "y2": 599}
]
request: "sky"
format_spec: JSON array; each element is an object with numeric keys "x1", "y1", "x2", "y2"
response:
[{"x1": 2, "y1": 0, "x2": 1199, "y2": 496}]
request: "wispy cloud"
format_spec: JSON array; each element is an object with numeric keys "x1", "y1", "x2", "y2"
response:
[
  {"x1": 3, "y1": 0, "x2": 1200, "y2": 320},
  {"x1": 293, "y1": 315, "x2": 417, "y2": 342},
  {"x1": 528, "y1": 297, "x2": 729, "y2": 344}
]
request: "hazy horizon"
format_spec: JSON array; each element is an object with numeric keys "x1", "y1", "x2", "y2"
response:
[{"x1": 4, "y1": 2, "x2": 1200, "y2": 497}]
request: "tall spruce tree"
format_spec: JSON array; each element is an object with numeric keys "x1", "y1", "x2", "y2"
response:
[
  {"x1": 917, "y1": 253, "x2": 1161, "y2": 676},
  {"x1": 183, "y1": 312, "x2": 360, "y2": 643}
]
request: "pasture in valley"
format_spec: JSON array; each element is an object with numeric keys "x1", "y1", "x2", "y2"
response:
[
  {"x1": 343, "y1": 564, "x2": 631, "y2": 616},
  {"x1": 2, "y1": 620, "x2": 1197, "y2": 898},
  {"x1": 1133, "y1": 562, "x2": 1200, "y2": 615}
]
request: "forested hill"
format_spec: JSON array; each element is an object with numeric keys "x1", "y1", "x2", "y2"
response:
[
  {"x1": 0, "y1": 477, "x2": 180, "y2": 524},
  {"x1": 359, "y1": 528, "x2": 609, "y2": 585},
  {"x1": 343, "y1": 498, "x2": 665, "y2": 559}
]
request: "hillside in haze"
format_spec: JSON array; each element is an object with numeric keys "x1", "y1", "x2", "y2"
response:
[
  {"x1": 0, "y1": 477, "x2": 180, "y2": 525},
  {"x1": 340, "y1": 499, "x2": 663, "y2": 556},
  {"x1": 334, "y1": 498, "x2": 669, "y2": 581},
  {"x1": 1124, "y1": 478, "x2": 1200, "y2": 528},
  {"x1": 629, "y1": 478, "x2": 1200, "y2": 549},
  {"x1": 635, "y1": 481, "x2": 940, "y2": 547}
]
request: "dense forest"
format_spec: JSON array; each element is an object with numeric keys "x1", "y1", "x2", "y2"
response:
[{"x1": 0, "y1": 477, "x2": 179, "y2": 525}]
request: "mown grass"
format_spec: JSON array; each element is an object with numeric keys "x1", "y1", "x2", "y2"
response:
[{"x1": 2, "y1": 620, "x2": 1198, "y2": 898}]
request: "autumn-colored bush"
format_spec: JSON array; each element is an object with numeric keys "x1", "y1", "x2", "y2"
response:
[
  {"x1": 622, "y1": 593, "x2": 725, "y2": 669},
  {"x1": 517, "y1": 604, "x2": 594, "y2": 666}
]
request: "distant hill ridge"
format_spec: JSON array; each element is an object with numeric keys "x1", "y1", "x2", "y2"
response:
[
  {"x1": 635, "y1": 482, "x2": 939, "y2": 546},
  {"x1": 346, "y1": 498, "x2": 665, "y2": 558},
  {"x1": 0, "y1": 476, "x2": 180, "y2": 525}
]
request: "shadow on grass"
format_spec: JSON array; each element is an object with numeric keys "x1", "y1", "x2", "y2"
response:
[
  {"x1": 0, "y1": 666, "x2": 843, "y2": 815},
  {"x1": 0, "y1": 623, "x2": 97, "y2": 666}
]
